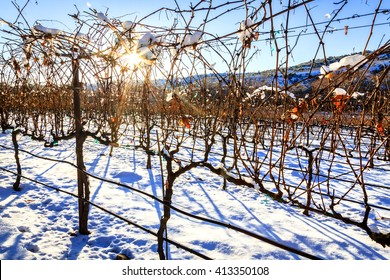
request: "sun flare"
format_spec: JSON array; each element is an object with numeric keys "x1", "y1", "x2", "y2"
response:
[{"x1": 123, "y1": 52, "x2": 142, "y2": 69}]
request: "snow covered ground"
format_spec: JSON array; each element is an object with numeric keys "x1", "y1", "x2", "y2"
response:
[{"x1": 0, "y1": 129, "x2": 389, "y2": 260}]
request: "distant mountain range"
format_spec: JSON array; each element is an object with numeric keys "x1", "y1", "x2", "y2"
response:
[{"x1": 245, "y1": 51, "x2": 390, "y2": 90}]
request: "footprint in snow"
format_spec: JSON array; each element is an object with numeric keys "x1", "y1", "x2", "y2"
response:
[
  {"x1": 25, "y1": 243, "x2": 39, "y2": 253},
  {"x1": 17, "y1": 225, "x2": 30, "y2": 233}
]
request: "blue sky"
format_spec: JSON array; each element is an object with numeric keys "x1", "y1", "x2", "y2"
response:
[{"x1": 1, "y1": 0, "x2": 389, "y2": 72}]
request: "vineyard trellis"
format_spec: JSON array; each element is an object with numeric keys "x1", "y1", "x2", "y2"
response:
[{"x1": 0, "y1": 0, "x2": 389, "y2": 259}]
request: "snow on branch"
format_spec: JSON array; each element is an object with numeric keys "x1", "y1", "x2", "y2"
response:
[
  {"x1": 182, "y1": 30, "x2": 203, "y2": 49},
  {"x1": 96, "y1": 12, "x2": 111, "y2": 24},
  {"x1": 33, "y1": 23, "x2": 63, "y2": 35},
  {"x1": 237, "y1": 18, "x2": 259, "y2": 48},
  {"x1": 320, "y1": 54, "x2": 368, "y2": 79}
]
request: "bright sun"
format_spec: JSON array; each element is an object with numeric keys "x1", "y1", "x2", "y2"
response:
[{"x1": 122, "y1": 52, "x2": 142, "y2": 69}]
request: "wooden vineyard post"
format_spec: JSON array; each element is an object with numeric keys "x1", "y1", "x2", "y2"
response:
[
  {"x1": 72, "y1": 57, "x2": 91, "y2": 235},
  {"x1": 303, "y1": 148, "x2": 314, "y2": 216},
  {"x1": 11, "y1": 129, "x2": 22, "y2": 191},
  {"x1": 157, "y1": 152, "x2": 174, "y2": 260}
]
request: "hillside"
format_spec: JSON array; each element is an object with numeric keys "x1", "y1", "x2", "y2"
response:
[{"x1": 248, "y1": 51, "x2": 390, "y2": 92}]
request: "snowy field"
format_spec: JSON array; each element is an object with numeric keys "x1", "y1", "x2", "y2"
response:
[{"x1": 0, "y1": 128, "x2": 389, "y2": 260}]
